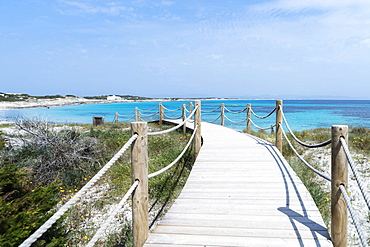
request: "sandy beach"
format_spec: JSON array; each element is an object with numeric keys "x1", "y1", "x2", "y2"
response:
[
  {"x1": 0, "y1": 97, "x2": 126, "y2": 110},
  {"x1": 0, "y1": 96, "x2": 226, "y2": 111}
]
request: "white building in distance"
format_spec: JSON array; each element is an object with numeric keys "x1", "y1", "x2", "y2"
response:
[{"x1": 107, "y1": 95, "x2": 122, "y2": 101}]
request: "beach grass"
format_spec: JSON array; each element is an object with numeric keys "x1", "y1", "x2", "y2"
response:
[{"x1": 0, "y1": 121, "x2": 194, "y2": 246}]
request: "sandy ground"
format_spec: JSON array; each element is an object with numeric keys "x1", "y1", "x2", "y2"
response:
[
  {"x1": 0, "y1": 97, "x2": 124, "y2": 110},
  {"x1": 0, "y1": 97, "x2": 162, "y2": 124},
  {"x1": 0, "y1": 97, "x2": 229, "y2": 111}
]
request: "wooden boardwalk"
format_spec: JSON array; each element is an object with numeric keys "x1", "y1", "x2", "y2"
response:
[{"x1": 144, "y1": 122, "x2": 332, "y2": 246}]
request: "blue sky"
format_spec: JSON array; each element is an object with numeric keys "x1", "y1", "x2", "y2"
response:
[{"x1": 1, "y1": 0, "x2": 370, "y2": 99}]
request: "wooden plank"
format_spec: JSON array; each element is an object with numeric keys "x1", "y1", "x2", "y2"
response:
[
  {"x1": 152, "y1": 225, "x2": 330, "y2": 240},
  {"x1": 144, "y1": 121, "x2": 332, "y2": 246},
  {"x1": 146, "y1": 233, "x2": 332, "y2": 247}
]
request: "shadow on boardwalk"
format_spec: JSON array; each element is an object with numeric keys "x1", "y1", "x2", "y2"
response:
[
  {"x1": 251, "y1": 134, "x2": 330, "y2": 246},
  {"x1": 145, "y1": 122, "x2": 332, "y2": 247}
]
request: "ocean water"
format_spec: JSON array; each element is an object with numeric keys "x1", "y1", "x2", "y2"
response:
[{"x1": 1, "y1": 100, "x2": 370, "y2": 131}]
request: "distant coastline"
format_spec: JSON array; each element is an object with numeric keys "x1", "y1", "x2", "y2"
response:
[{"x1": 0, "y1": 95, "x2": 238, "y2": 110}]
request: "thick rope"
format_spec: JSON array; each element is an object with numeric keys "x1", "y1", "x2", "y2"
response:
[
  {"x1": 148, "y1": 105, "x2": 198, "y2": 136},
  {"x1": 208, "y1": 114, "x2": 221, "y2": 123},
  {"x1": 339, "y1": 185, "x2": 369, "y2": 247},
  {"x1": 140, "y1": 111, "x2": 159, "y2": 118},
  {"x1": 138, "y1": 105, "x2": 159, "y2": 112},
  {"x1": 163, "y1": 114, "x2": 183, "y2": 120},
  {"x1": 250, "y1": 107, "x2": 276, "y2": 119},
  {"x1": 224, "y1": 106, "x2": 247, "y2": 114},
  {"x1": 281, "y1": 112, "x2": 332, "y2": 148},
  {"x1": 118, "y1": 109, "x2": 136, "y2": 117},
  {"x1": 281, "y1": 125, "x2": 331, "y2": 181},
  {"x1": 162, "y1": 106, "x2": 183, "y2": 112},
  {"x1": 119, "y1": 115, "x2": 136, "y2": 123},
  {"x1": 201, "y1": 105, "x2": 221, "y2": 113},
  {"x1": 148, "y1": 125, "x2": 197, "y2": 178},
  {"x1": 86, "y1": 180, "x2": 140, "y2": 247},
  {"x1": 249, "y1": 118, "x2": 275, "y2": 130},
  {"x1": 224, "y1": 115, "x2": 248, "y2": 124},
  {"x1": 19, "y1": 134, "x2": 138, "y2": 247},
  {"x1": 340, "y1": 138, "x2": 370, "y2": 211}
]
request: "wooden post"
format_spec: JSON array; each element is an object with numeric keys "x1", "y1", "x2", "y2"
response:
[
  {"x1": 246, "y1": 104, "x2": 251, "y2": 134},
  {"x1": 331, "y1": 125, "x2": 348, "y2": 247},
  {"x1": 189, "y1": 102, "x2": 193, "y2": 120},
  {"x1": 275, "y1": 100, "x2": 283, "y2": 152},
  {"x1": 182, "y1": 104, "x2": 186, "y2": 134},
  {"x1": 131, "y1": 122, "x2": 148, "y2": 247},
  {"x1": 135, "y1": 107, "x2": 140, "y2": 122},
  {"x1": 221, "y1": 103, "x2": 225, "y2": 126},
  {"x1": 159, "y1": 102, "x2": 164, "y2": 125},
  {"x1": 115, "y1": 112, "x2": 119, "y2": 123},
  {"x1": 194, "y1": 100, "x2": 202, "y2": 157}
]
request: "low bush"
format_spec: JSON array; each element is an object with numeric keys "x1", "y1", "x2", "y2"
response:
[
  {"x1": 0, "y1": 163, "x2": 64, "y2": 247},
  {"x1": 0, "y1": 119, "x2": 194, "y2": 246}
]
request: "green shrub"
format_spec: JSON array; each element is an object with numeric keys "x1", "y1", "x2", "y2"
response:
[
  {"x1": 0, "y1": 121, "x2": 194, "y2": 246},
  {"x1": 0, "y1": 164, "x2": 64, "y2": 246}
]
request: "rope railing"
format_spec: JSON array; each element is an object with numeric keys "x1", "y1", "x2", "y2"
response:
[
  {"x1": 118, "y1": 109, "x2": 136, "y2": 117},
  {"x1": 22, "y1": 100, "x2": 370, "y2": 247},
  {"x1": 224, "y1": 106, "x2": 247, "y2": 114},
  {"x1": 201, "y1": 105, "x2": 221, "y2": 113},
  {"x1": 140, "y1": 111, "x2": 160, "y2": 118},
  {"x1": 339, "y1": 185, "x2": 369, "y2": 247},
  {"x1": 148, "y1": 105, "x2": 198, "y2": 136},
  {"x1": 137, "y1": 105, "x2": 159, "y2": 112},
  {"x1": 128, "y1": 100, "x2": 202, "y2": 246},
  {"x1": 340, "y1": 137, "x2": 370, "y2": 211},
  {"x1": 162, "y1": 105, "x2": 183, "y2": 112},
  {"x1": 148, "y1": 125, "x2": 197, "y2": 179},
  {"x1": 278, "y1": 110, "x2": 368, "y2": 247},
  {"x1": 282, "y1": 111, "x2": 332, "y2": 148},
  {"x1": 224, "y1": 115, "x2": 248, "y2": 124},
  {"x1": 163, "y1": 114, "x2": 183, "y2": 120},
  {"x1": 121, "y1": 100, "x2": 368, "y2": 247},
  {"x1": 121, "y1": 115, "x2": 136, "y2": 122},
  {"x1": 19, "y1": 134, "x2": 138, "y2": 247},
  {"x1": 280, "y1": 123, "x2": 331, "y2": 181},
  {"x1": 249, "y1": 118, "x2": 275, "y2": 131},
  {"x1": 86, "y1": 180, "x2": 140, "y2": 247},
  {"x1": 250, "y1": 107, "x2": 276, "y2": 119},
  {"x1": 208, "y1": 114, "x2": 221, "y2": 123}
]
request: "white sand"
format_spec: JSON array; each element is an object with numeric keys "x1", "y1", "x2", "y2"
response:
[{"x1": 0, "y1": 97, "x2": 114, "y2": 110}]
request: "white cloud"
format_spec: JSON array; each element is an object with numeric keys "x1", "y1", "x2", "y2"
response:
[
  {"x1": 160, "y1": 1, "x2": 175, "y2": 7},
  {"x1": 60, "y1": 1, "x2": 129, "y2": 15},
  {"x1": 209, "y1": 54, "x2": 223, "y2": 60},
  {"x1": 360, "y1": 39, "x2": 370, "y2": 47}
]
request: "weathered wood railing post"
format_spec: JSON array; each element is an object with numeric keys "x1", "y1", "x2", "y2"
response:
[
  {"x1": 159, "y1": 102, "x2": 164, "y2": 125},
  {"x1": 194, "y1": 100, "x2": 202, "y2": 158},
  {"x1": 331, "y1": 125, "x2": 348, "y2": 247},
  {"x1": 131, "y1": 122, "x2": 148, "y2": 247},
  {"x1": 135, "y1": 107, "x2": 140, "y2": 122},
  {"x1": 246, "y1": 104, "x2": 251, "y2": 134},
  {"x1": 275, "y1": 100, "x2": 283, "y2": 152},
  {"x1": 221, "y1": 103, "x2": 225, "y2": 126},
  {"x1": 189, "y1": 102, "x2": 193, "y2": 120},
  {"x1": 115, "y1": 112, "x2": 119, "y2": 123},
  {"x1": 182, "y1": 104, "x2": 186, "y2": 134}
]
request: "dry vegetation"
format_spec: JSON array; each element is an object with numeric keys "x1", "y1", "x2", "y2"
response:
[{"x1": 0, "y1": 119, "x2": 194, "y2": 246}]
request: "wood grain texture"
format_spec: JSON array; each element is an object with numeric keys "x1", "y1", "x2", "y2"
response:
[
  {"x1": 331, "y1": 125, "x2": 348, "y2": 247},
  {"x1": 131, "y1": 122, "x2": 149, "y2": 247},
  {"x1": 144, "y1": 121, "x2": 332, "y2": 247}
]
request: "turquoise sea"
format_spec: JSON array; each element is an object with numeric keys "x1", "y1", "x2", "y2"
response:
[{"x1": 1, "y1": 100, "x2": 370, "y2": 131}]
